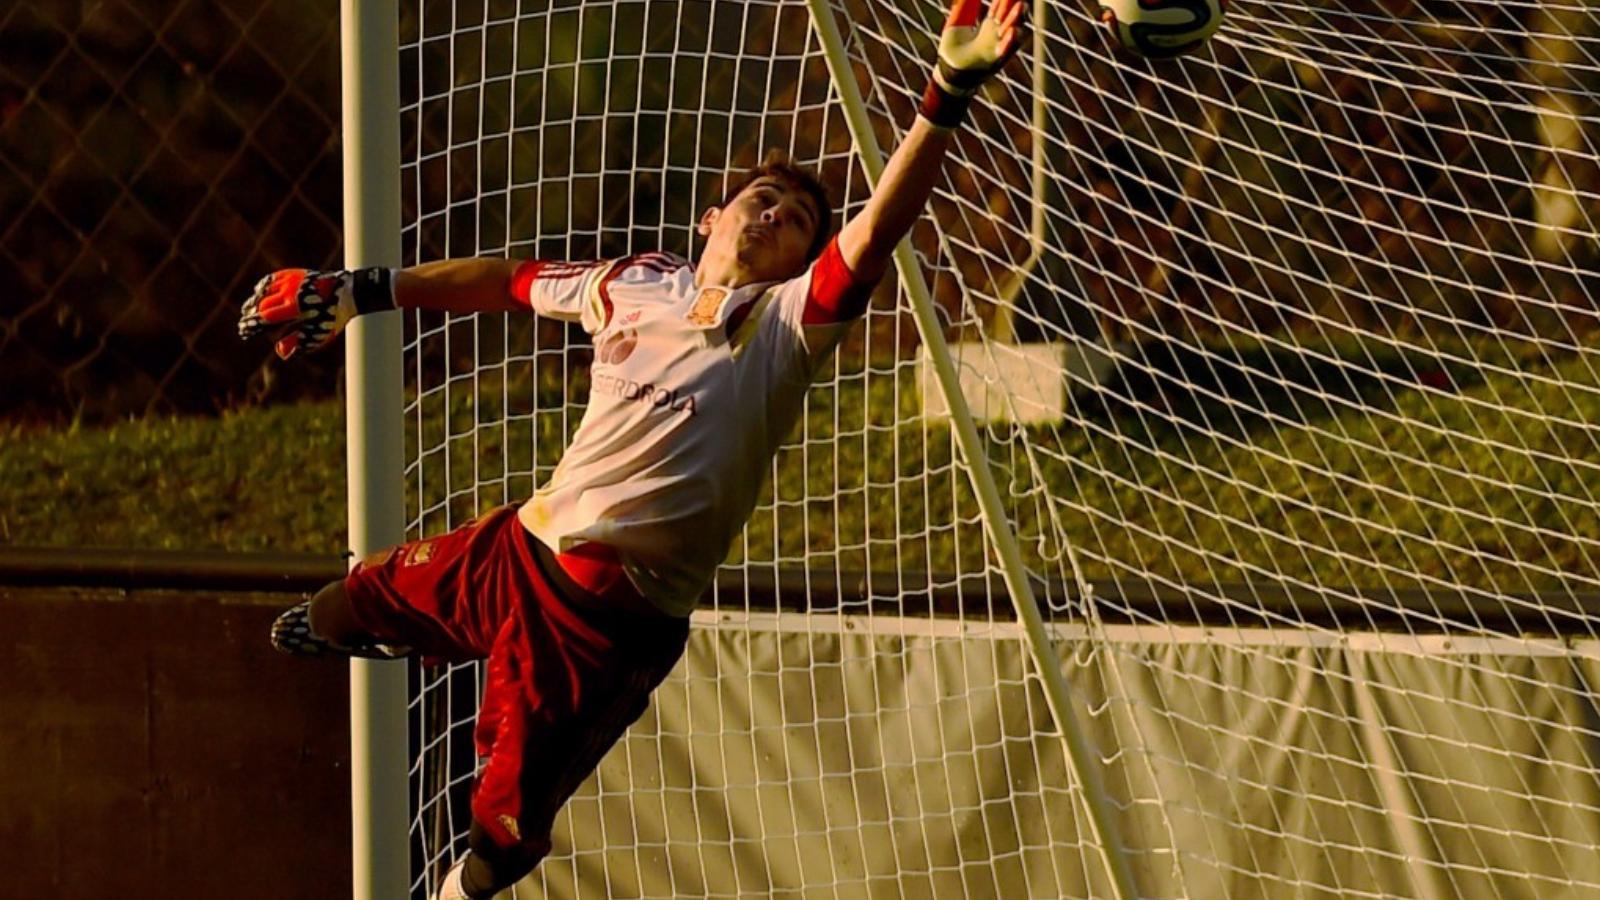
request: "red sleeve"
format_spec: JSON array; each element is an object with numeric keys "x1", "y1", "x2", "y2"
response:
[
  {"x1": 801, "y1": 238, "x2": 878, "y2": 325},
  {"x1": 506, "y1": 259, "x2": 606, "y2": 308}
]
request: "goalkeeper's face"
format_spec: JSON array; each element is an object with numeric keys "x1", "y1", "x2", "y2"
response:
[{"x1": 699, "y1": 177, "x2": 821, "y2": 285}]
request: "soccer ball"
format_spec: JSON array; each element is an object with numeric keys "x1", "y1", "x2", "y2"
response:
[{"x1": 1098, "y1": 0, "x2": 1225, "y2": 59}]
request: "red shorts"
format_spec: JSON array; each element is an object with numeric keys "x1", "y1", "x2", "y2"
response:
[{"x1": 344, "y1": 505, "x2": 690, "y2": 855}]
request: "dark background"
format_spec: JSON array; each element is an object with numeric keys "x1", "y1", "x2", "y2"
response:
[
  {"x1": 0, "y1": 0, "x2": 345, "y2": 421},
  {"x1": 1, "y1": 587, "x2": 350, "y2": 898}
]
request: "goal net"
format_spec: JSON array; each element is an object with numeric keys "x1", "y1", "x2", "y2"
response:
[{"x1": 388, "y1": 0, "x2": 1600, "y2": 896}]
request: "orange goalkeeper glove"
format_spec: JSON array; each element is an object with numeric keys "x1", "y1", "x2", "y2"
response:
[
  {"x1": 237, "y1": 267, "x2": 395, "y2": 360},
  {"x1": 920, "y1": 0, "x2": 1027, "y2": 129}
]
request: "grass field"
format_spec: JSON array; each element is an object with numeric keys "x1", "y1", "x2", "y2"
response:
[{"x1": 4, "y1": 335, "x2": 1596, "y2": 596}]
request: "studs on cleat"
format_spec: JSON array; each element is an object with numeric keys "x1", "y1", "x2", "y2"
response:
[{"x1": 270, "y1": 600, "x2": 411, "y2": 660}]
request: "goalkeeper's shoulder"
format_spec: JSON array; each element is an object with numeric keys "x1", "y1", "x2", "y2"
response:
[{"x1": 794, "y1": 236, "x2": 877, "y2": 325}]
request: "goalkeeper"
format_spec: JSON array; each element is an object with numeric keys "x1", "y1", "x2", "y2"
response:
[{"x1": 239, "y1": 1, "x2": 1022, "y2": 896}]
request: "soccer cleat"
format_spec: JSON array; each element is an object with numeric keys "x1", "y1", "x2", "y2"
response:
[{"x1": 269, "y1": 600, "x2": 411, "y2": 660}]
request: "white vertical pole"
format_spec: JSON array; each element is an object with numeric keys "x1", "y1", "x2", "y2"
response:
[
  {"x1": 342, "y1": 0, "x2": 409, "y2": 898},
  {"x1": 993, "y1": 0, "x2": 1049, "y2": 338},
  {"x1": 803, "y1": 4, "x2": 1141, "y2": 899}
]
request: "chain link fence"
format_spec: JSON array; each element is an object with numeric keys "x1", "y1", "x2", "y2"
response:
[{"x1": 0, "y1": 0, "x2": 345, "y2": 422}]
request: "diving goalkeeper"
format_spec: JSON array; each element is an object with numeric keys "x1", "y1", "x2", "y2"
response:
[{"x1": 238, "y1": 1, "x2": 1022, "y2": 896}]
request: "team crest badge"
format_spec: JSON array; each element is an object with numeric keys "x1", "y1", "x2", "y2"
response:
[
  {"x1": 404, "y1": 540, "x2": 437, "y2": 566},
  {"x1": 686, "y1": 287, "x2": 728, "y2": 327}
]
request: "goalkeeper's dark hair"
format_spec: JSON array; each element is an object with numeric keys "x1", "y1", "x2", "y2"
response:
[{"x1": 718, "y1": 150, "x2": 835, "y2": 262}]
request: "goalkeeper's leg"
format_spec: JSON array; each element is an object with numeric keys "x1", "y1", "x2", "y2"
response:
[
  {"x1": 269, "y1": 512, "x2": 534, "y2": 663},
  {"x1": 269, "y1": 581, "x2": 412, "y2": 660},
  {"x1": 433, "y1": 540, "x2": 690, "y2": 898},
  {"x1": 307, "y1": 580, "x2": 368, "y2": 644},
  {"x1": 433, "y1": 821, "x2": 547, "y2": 900}
]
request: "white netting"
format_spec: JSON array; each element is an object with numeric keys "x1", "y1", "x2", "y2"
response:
[{"x1": 396, "y1": 0, "x2": 1600, "y2": 896}]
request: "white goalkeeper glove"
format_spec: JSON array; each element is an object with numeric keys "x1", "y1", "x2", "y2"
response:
[
  {"x1": 237, "y1": 267, "x2": 395, "y2": 359},
  {"x1": 919, "y1": 0, "x2": 1027, "y2": 129}
]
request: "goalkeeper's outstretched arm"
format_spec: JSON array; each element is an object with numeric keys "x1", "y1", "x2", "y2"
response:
[
  {"x1": 391, "y1": 258, "x2": 526, "y2": 314},
  {"x1": 836, "y1": 0, "x2": 1024, "y2": 284},
  {"x1": 239, "y1": 0, "x2": 1023, "y2": 361},
  {"x1": 237, "y1": 256, "x2": 611, "y2": 358}
]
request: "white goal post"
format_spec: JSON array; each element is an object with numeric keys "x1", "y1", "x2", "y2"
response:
[
  {"x1": 802, "y1": 3, "x2": 1138, "y2": 896},
  {"x1": 341, "y1": 1, "x2": 408, "y2": 898},
  {"x1": 343, "y1": 0, "x2": 1600, "y2": 897}
]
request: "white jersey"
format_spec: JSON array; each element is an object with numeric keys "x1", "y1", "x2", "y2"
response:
[{"x1": 511, "y1": 241, "x2": 871, "y2": 616}]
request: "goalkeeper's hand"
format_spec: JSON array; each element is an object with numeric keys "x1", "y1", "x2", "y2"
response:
[
  {"x1": 921, "y1": 0, "x2": 1027, "y2": 129},
  {"x1": 237, "y1": 268, "x2": 395, "y2": 359}
]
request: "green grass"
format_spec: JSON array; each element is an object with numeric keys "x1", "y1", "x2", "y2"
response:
[
  {"x1": 4, "y1": 337, "x2": 1598, "y2": 595},
  {"x1": 1, "y1": 403, "x2": 347, "y2": 553}
]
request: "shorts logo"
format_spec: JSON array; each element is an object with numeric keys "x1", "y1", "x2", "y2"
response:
[
  {"x1": 497, "y1": 815, "x2": 522, "y2": 841},
  {"x1": 404, "y1": 540, "x2": 437, "y2": 566},
  {"x1": 686, "y1": 287, "x2": 727, "y2": 326},
  {"x1": 595, "y1": 328, "x2": 638, "y2": 365}
]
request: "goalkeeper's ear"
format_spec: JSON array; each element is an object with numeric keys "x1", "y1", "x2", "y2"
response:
[{"x1": 696, "y1": 206, "x2": 721, "y2": 237}]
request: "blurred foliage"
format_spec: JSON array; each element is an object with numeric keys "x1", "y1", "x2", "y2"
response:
[{"x1": 987, "y1": 0, "x2": 1600, "y2": 345}]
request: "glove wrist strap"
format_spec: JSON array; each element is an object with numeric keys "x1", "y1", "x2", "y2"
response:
[
  {"x1": 919, "y1": 77, "x2": 971, "y2": 130},
  {"x1": 351, "y1": 268, "x2": 397, "y2": 316}
]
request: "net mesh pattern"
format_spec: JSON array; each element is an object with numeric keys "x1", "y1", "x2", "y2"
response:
[{"x1": 396, "y1": 1, "x2": 1600, "y2": 896}]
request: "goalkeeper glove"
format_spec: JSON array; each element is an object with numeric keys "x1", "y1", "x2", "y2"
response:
[
  {"x1": 920, "y1": 0, "x2": 1027, "y2": 129},
  {"x1": 237, "y1": 267, "x2": 395, "y2": 360}
]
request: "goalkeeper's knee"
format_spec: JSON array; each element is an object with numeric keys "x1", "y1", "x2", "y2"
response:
[{"x1": 308, "y1": 580, "x2": 368, "y2": 645}]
